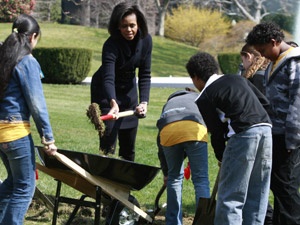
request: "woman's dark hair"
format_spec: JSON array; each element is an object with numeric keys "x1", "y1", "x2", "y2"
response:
[
  {"x1": 108, "y1": 2, "x2": 148, "y2": 39},
  {"x1": 246, "y1": 22, "x2": 284, "y2": 45},
  {"x1": 0, "y1": 14, "x2": 40, "y2": 100},
  {"x1": 186, "y1": 52, "x2": 219, "y2": 82}
]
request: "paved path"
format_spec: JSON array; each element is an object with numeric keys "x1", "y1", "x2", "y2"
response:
[{"x1": 82, "y1": 76, "x2": 193, "y2": 88}]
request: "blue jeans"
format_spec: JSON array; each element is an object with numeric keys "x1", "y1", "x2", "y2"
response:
[
  {"x1": 215, "y1": 125, "x2": 272, "y2": 225},
  {"x1": 163, "y1": 141, "x2": 210, "y2": 225},
  {"x1": 0, "y1": 135, "x2": 36, "y2": 225}
]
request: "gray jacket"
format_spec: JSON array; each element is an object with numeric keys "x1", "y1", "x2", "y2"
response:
[
  {"x1": 265, "y1": 47, "x2": 300, "y2": 150},
  {"x1": 156, "y1": 90, "x2": 205, "y2": 131},
  {"x1": 156, "y1": 90, "x2": 206, "y2": 176}
]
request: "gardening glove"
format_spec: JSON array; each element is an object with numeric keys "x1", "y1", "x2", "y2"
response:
[{"x1": 184, "y1": 162, "x2": 191, "y2": 180}]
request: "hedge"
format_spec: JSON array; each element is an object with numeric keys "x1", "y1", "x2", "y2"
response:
[
  {"x1": 217, "y1": 53, "x2": 241, "y2": 75},
  {"x1": 33, "y1": 47, "x2": 92, "y2": 84}
]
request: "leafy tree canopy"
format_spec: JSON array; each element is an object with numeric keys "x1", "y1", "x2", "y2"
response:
[{"x1": 0, "y1": 0, "x2": 35, "y2": 22}]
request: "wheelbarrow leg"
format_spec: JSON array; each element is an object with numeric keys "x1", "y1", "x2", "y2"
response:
[
  {"x1": 65, "y1": 186, "x2": 102, "y2": 225},
  {"x1": 65, "y1": 195, "x2": 88, "y2": 225},
  {"x1": 34, "y1": 186, "x2": 54, "y2": 211},
  {"x1": 52, "y1": 179, "x2": 62, "y2": 225},
  {"x1": 94, "y1": 186, "x2": 101, "y2": 225}
]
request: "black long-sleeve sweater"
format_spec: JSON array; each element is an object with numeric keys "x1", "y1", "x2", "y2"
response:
[
  {"x1": 90, "y1": 30, "x2": 152, "y2": 128},
  {"x1": 196, "y1": 74, "x2": 272, "y2": 161}
]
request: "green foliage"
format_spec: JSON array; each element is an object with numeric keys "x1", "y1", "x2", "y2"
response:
[
  {"x1": 165, "y1": 5, "x2": 231, "y2": 47},
  {"x1": 37, "y1": 0, "x2": 61, "y2": 22},
  {"x1": 49, "y1": 0, "x2": 61, "y2": 22},
  {"x1": 0, "y1": 0, "x2": 35, "y2": 22},
  {"x1": 33, "y1": 47, "x2": 92, "y2": 84},
  {"x1": 262, "y1": 13, "x2": 295, "y2": 34},
  {"x1": 217, "y1": 53, "x2": 241, "y2": 74}
]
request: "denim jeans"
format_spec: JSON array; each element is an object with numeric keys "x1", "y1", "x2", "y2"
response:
[
  {"x1": 0, "y1": 134, "x2": 36, "y2": 225},
  {"x1": 163, "y1": 141, "x2": 210, "y2": 225},
  {"x1": 215, "y1": 125, "x2": 272, "y2": 225}
]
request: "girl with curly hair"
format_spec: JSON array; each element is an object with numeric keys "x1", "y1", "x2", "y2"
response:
[{"x1": 240, "y1": 43, "x2": 270, "y2": 94}]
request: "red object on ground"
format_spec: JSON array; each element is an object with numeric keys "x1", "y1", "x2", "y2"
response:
[
  {"x1": 35, "y1": 169, "x2": 38, "y2": 180},
  {"x1": 184, "y1": 162, "x2": 191, "y2": 180}
]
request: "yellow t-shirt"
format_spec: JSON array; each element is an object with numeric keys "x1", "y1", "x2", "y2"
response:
[
  {"x1": 160, "y1": 120, "x2": 208, "y2": 146},
  {"x1": 0, "y1": 122, "x2": 31, "y2": 142}
]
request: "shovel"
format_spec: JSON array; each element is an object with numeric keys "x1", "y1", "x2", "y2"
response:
[{"x1": 192, "y1": 168, "x2": 220, "y2": 225}]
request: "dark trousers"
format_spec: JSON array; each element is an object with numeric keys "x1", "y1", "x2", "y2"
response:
[
  {"x1": 100, "y1": 122, "x2": 137, "y2": 162},
  {"x1": 271, "y1": 135, "x2": 300, "y2": 225},
  {"x1": 264, "y1": 203, "x2": 273, "y2": 225}
]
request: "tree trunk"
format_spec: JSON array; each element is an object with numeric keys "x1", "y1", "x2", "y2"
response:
[
  {"x1": 157, "y1": 10, "x2": 166, "y2": 36},
  {"x1": 81, "y1": 0, "x2": 91, "y2": 26},
  {"x1": 155, "y1": 0, "x2": 170, "y2": 36}
]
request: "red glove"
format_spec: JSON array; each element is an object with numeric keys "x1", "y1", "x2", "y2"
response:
[
  {"x1": 184, "y1": 162, "x2": 191, "y2": 180},
  {"x1": 35, "y1": 169, "x2": 39, "y2": 180}
]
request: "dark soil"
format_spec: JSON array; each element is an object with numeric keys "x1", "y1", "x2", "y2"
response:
[{"x1": 26, "y1": 198, "x2": 194, "y2": 225}]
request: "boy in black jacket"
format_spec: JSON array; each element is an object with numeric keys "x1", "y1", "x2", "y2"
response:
[{"x1": 186, "y1": 52, "x2": 272, "y2": 225}]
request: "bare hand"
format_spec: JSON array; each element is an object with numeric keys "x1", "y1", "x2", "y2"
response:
[
  {"x1": 136, "y1": 102, "x2": 147, "y2": 117},
  {"x1": 108, "y1": 99, "x2": 119, "y2": 120},
  {"x1": 43, "y1": 143, "x2": 57, "y2": 156}
]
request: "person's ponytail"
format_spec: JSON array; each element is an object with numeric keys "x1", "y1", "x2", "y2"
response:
[{"x1": 0, "y1": 14, "x2": 40, "y2": 101}]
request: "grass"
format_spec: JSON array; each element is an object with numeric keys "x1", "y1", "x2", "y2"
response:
[
  {"x1": 0, "y1": 22, "x2": 273, "y2": 224},
  {"x1": 0, "y1": 23, "x2": 199, "y2": 78},
  {"x1": 0, "y1": 84, "x2": 219, "y2": 225},
  {"x1": 0, "y1": 22, "x2": 207, "y2": 224}
]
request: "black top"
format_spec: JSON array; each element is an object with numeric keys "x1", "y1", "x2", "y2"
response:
[
  {"x1": 196, "y1": 74, "x2": 271, "y2": 161},
  {"x1": 91, "y1": 31, "x2": 152, "y2": 128}
]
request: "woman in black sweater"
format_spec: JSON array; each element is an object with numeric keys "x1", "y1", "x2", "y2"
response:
[{"x1": 91, "y1": 2, "x2": 152, "y2": 161}]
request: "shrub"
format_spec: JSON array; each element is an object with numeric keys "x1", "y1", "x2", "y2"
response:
[
  {"x1": 165, "y1": 5, "x2": 231, "y2": 47},
  {"x1": 262, "y1": 13, "x2": 294, "y2": 34},
  {"x1": 33, "y1": 47, "x2": 92, "y2": 84},
  {"x1": 217, "y1": 53, "x2": 241, "y2": 74},
  {"x1": 0, "y1": 0, "x2": 35, "y2": 22}
]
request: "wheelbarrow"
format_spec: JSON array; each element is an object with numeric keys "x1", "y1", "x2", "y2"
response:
[{"x1": 35, "y1": 146, "x2": 164, "y2": 225}]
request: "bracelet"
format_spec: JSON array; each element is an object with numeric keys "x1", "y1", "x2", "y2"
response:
[
  {"x1": 41, "y1": 136, "x2": 55, "y2": 145},
  {"x1": 140, "y1": 101, "x2": 148, "y2": 105}
]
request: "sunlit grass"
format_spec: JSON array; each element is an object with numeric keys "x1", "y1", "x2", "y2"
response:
[
  {"x1": 0, "y1": 84, "x2": 219, "y2": 224},
  {"x1": 0, "y1": 23, "x2": 198, "y2": 78}
]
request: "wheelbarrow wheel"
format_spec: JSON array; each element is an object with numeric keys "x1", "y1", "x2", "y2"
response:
[{"x1": 106, "y1": 195, "x2": 140, "y2": 225}]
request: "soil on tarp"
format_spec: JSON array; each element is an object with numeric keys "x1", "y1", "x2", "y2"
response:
[{"x1": 26, "y1": 198, "x2": 195, "y2": 225}]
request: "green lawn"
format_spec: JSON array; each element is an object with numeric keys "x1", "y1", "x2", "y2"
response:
[
  {"x1": 0, "y1": 84, "x2": 219, "y2": 224},
  {"x1": 0, "y1": 22, "x2": 209, "y2": 224},
  {"x1": 0, "y1": 22, "x2": 273, "y2": 224},
  {"x1": 0, "y1": 23, "x2": 199, "y2": 78}
]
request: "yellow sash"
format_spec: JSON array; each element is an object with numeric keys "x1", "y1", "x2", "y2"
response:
[
  {"x1": 160, "y1": 120, "x2": 208, "y2": 146},
  {"x1": 0, "y1": 122, "x2": 31, "y2": 142}
]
